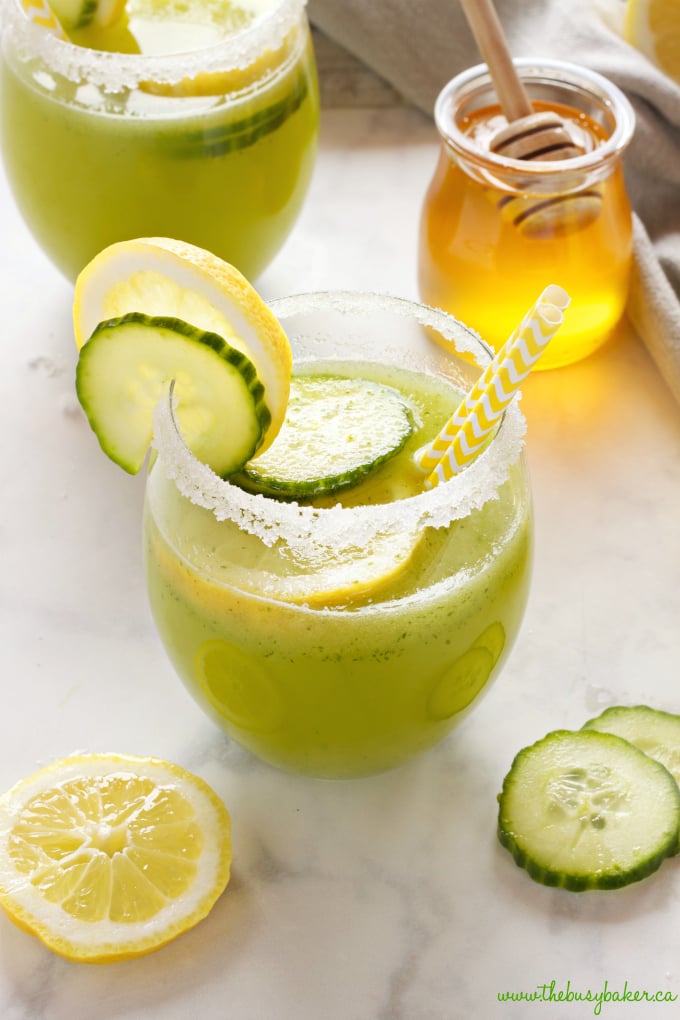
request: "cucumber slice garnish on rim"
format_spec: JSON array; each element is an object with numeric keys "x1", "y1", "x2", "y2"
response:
[
  {"x1": 236, "y1": 375, "x2": 414, "y2": 499},
  {"x1": 497, "y1": 728, "x2": 680, "y2": 891},
  {"x1": 76, "y1": 312, "x2": 270, "y2": 477}
]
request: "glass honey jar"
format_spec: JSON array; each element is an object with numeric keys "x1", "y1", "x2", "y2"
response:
[{"x1": 419, "y1": 59, "x2": 636, "y2": 369}]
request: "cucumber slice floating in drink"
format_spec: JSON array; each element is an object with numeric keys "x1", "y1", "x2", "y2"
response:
[
  {"x1": 497, "y1": 729, "x2": 680, "y2": 891},
  {"x1": 163, "y1": 77, "x2": 309, "y2": 155},
  {"x1": 76, "y1": 312, "x2": 270, "y2": 476},
  {"x1": 237, "y1": 375, "x2": 414, "y2": 499}
]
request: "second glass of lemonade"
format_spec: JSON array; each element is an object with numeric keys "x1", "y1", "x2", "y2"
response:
[
  {"x1": 144, "y1": 292, "x2": 533, "y2": 779},
  {"x1": 419, "y1": 60, "x2": 635, "y2": 370},
  {"x1": 0, "y1": 0, "x2": 319, "y2": 281}
]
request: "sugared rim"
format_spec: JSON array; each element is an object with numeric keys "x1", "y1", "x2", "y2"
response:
[
  {"x1": 151, "y1": 291, "x2": 527, "y2": 552},
  {"x1": 435, "y1": 58, "x2": 636, "y2": 177},
  {"x1": 2, "y1": 0, "x2": 307, "y2": 89}
]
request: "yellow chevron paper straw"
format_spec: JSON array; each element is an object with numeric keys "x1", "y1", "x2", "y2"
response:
[
  {"x1": 415, "y1": 283, "x2": 570, "y2": 477},
  {"x1": 418, "y1": 284, "x2": 570, "y2": 489},
  {"x1": 414, "y1": 284, "x2": 569, "y2": 477},
  {"x1": 21, "y1": 0, "x2": 68, "y2": 38}
]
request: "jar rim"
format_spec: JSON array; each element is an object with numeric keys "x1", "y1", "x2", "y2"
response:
[
  {"x1": 434, "y1": 58, "x2": 635, "y2": 177},
  {"x1": 1, "y1": 0, "x2": 307, "y2": 90}
]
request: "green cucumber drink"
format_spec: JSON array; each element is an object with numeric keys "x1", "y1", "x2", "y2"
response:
[
  {"x1": 144, "y1": 293, "x2": 533, "y2": 778},
  {"x1": 0, "y1": 0, "x2": 318, "y2": 281}
]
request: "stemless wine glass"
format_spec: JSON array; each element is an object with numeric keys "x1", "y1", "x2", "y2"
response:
[
  {"x1": 0, "y1": 0, "x2": 319, "y2": 281},
  {"x1": 143, "y1": 292, "x2": 533, "y2": 779}
]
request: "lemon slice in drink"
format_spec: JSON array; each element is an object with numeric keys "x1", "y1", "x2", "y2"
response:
[
  {"x1": 0, "y1": 753, "x2": 231, "y2": 963},
  {"x1": 624, "y1": 0, "x2": 680, "y2": 84},
  {"x1": 213, "y1": 524, "x2": 422, "y2": 607},
  {"x1": 73, "y1": 237, "x2": 292, "y2": 472},
  {"x1": 152, "y1": 505, "x2": 422, "y2": 609},
  {"x1": 131, "y1": 0, "x2": 296, "y2": 97},
  {"x1": 140, "y1": 33, "x2": 294, "y2": 97}
]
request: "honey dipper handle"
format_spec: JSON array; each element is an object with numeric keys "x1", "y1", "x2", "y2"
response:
[{"x1": 459, "y1": 0, "x2": 532, "y2": 121}]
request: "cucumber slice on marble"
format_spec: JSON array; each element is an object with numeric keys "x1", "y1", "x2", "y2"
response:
[
  {"x1": 237, "y1": 375, "x2": 414, "y2": 499},
  {"x1": 497, "y1": 729, "x2": 680, "y2": 891},
  {"x1": 76, "y1": 312, "x2": 270, "y2": 477},
  {"x1": 583, "y1": 705, "x2": 680, "y2": 790}
]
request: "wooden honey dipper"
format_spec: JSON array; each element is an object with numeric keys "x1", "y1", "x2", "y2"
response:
[{"x1": 459, "y1": 0, "x2": 602, "y2": 237}]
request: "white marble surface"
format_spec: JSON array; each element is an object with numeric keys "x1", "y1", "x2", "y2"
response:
[{"x1": 1, "y1": 102, "x2": 680, "y2": 1020}]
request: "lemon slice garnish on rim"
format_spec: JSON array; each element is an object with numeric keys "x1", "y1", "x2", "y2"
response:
[
  {"x1": 0, "y1": 753, "x2": 231, "y2": 963},
  {"x1": 73, "y1": 237, "x2": 292, "y2": 474},
  {"x1": 209, "y1": 524, "x2": 423, "y2": 608},
  {"x1": 624, "y1": 0, "x2": 680, "y2": 84}
]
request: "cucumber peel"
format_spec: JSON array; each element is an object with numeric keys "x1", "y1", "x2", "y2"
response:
[{"x1": 76, "y1": 312, "x2": 270, "y2": 476}]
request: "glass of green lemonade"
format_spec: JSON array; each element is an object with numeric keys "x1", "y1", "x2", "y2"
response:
[
  {"x1": 0, "y1": 0, "x2": 319, "y2": 281},
  {"x1": 143, "y1": 292, "x2": 533, "y2": 779}
]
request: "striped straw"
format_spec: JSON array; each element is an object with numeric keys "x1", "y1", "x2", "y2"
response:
[
  {"x1": 416, "y1": 284, "x2": 570, "y2": 489},
  {"x1": 21, "y1": 0, "x2": 68, "y2": 38}
]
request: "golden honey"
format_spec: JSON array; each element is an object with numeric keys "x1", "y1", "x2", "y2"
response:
[{"x1": 419, "y1": 61, "x2": 636, "y2": 370}]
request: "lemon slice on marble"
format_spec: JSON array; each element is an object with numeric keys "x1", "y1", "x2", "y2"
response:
[
  {"x1": 73, "y1": 237, "x2": 292, "y2": 471},
  {"x1": 624, "y1": 0, "x2": 680, "y2": 84},
  {"x1": 0, "y1": 753, "x2": 231, "y2": 963}
]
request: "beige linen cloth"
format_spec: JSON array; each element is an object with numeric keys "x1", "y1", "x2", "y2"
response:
[{"x1": 309, "y1": 0, "x2": 680, "y2": 404}]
